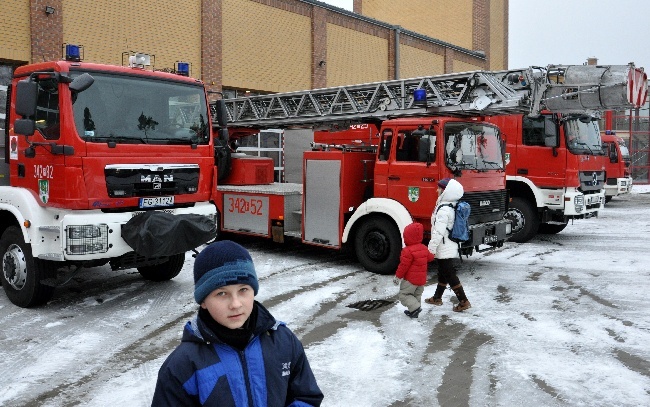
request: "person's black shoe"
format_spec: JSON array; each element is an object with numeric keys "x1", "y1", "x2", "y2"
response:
[{"x1": 405, "y1": 307, "x2": 421, "y2": 318}]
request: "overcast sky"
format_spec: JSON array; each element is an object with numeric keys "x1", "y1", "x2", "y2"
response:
[{"x1": 320, "y1": 0, "x2": 650, "y2": 72}]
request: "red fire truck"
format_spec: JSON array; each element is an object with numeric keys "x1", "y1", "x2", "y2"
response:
[
  {"x1": 600, "y1": 130, "x2": 633, "y2": 202},
  {"x1": 211, "y1": 63, "x2": 645, "y2": 272},
  {"x1": 1, "y1": 46, "x2": 218, "y2": 307},
  {"x1": 485, "y1": 112, "x2": 609, "y2": 242}
]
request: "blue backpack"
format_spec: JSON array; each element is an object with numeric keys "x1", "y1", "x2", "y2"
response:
[{"x1": 438, "y1": 201, "x2": 471, "y2": 243}]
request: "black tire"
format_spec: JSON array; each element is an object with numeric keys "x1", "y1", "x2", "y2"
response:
[
  {"x1": 504, "y1": 197, "x2": 539, "y2": 243},
  {"x1": 605, "y1": 196, "x2": 613, "y2": 204},
  {"x1": 0, "y1": 226, "x2": 56, "y2": 308},
  {"x1": 354, "y1": 216, "x2": 401, "y2": 275},
  {"x1": 537, "y1": 222, "x2": 568, "y2": 235},
  {"x1": 137, "y1": 253, "x2": 185, "y2": 281}
]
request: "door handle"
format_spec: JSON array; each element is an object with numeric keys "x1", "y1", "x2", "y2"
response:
[{"x1": 388, "y1": 175, "x2": 400, "y2": 180}]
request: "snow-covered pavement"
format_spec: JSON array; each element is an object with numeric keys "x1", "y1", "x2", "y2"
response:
[{"x1": 1, "y1": 187, "x2": 649, "y2": 406}]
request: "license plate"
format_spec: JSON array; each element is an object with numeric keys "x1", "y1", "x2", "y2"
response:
[
  {"x1": 139, "y1": 196, "x2": 174, "y2": 208},
  {"x1": 483, "y1": 235, "x2": 499, "y2": 244}
]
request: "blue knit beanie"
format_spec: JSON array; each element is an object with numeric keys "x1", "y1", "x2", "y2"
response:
[
  {"x1": 438, "y1": 178, "x2": 451, "y2": 189},
  {"x1": 193, "y1": 240, "x2": 259, "y2": 303}
]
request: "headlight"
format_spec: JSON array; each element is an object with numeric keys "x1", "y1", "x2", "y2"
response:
[
  {"x1": 574, "y1": 195, "x2": 584, "y2": 213},
  {"x1": 68, "y1": 225, "x2": 103, "y2": 239},
  {"x1": 66, "y1": 224, "x2": 109, "y2": 255}
]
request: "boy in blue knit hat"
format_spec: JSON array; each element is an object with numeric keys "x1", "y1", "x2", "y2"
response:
[{"x1": 152, "y1": 240, "x2": 324, "y2": 406}]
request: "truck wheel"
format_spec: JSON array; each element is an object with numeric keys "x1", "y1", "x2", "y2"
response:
[
  {"x1": 354, "y1": 217, "x2": 401, "y2": 275},
  {"x1": 0, "y1": 226, "x2": 55, "y2": 308},
  {"x1": 504, "y1": 197, "x2": 539, "y2": 243},
  {"x1": 137, "y1": 253, "x2": 185, "y2": 281},
  {"x1": 605, "y1": 196, "x2": 613, "y2": 204},
  {"x1": 537, "y1": 222, "x2": 568, "y2": 235}
]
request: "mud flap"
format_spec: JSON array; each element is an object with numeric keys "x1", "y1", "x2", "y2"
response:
[{"x1": 122, "y1": 212, "x2": 217, "y2": 258}]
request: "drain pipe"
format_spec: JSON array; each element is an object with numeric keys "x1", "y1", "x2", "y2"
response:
[{"x1": 394, "y1": 26, "x2": 400, "y2": 79}]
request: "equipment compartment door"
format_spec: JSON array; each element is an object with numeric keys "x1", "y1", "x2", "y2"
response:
[
  {"x1": 304, "y1": 159, "x2": 341, "y2": 247},
  {"x1": 222, "y1": 193, "x2": 270, "y2": 236}
]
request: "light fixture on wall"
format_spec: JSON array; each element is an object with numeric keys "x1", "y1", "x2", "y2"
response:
[{"x1": 45, "y1": 6, "x2": 55, "y2": 15}]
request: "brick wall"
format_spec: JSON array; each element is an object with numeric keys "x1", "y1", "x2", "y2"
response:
[
  {"x1": 63, "y1": 0, "x2": 201, "y2": 77},
  {"x1": 202, "y1": 0, "x2": 221, "y2": 96},
  {"x1": 358, "y1": 0, "x2": 505, "y2": 70},
  {"x1": 1, "y1": 0, "x2": 31, "y2": 63},
  {"x1": 30, "y1": 0, "x2": 63, "y2": 63},
  {"x1": 327, "y1": 23, "x2": 389, "y2": 86},
  {"x1": 222, "y1": 0, "x2": 312, "y2": 92}
]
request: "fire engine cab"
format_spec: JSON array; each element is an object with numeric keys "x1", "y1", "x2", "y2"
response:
[{"x1": 1, "y1": 45, "x2": 217, "y2": 307}]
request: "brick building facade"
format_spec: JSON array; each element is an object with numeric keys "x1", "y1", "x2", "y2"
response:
[{"x1": 1, "y1": 0, "x2": 508, "y2": 96}]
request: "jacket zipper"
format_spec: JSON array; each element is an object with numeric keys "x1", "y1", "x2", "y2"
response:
[{"x1": 239, "y1": 349, "x2": 255, "y2": 407}]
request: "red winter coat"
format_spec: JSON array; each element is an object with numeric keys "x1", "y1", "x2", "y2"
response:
[{"x1": 395, "y1": 222, "x2": 435, "y2": 286}]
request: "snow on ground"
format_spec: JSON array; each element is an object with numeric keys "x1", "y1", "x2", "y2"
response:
[{"x1": 0, "y1": 185, "x2": 649, "y2": 406}]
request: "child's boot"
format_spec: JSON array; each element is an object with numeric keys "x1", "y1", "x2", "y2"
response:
[
  {"x1": 451, "y1": 284, "x2": 471, "y2": 312},
  {"x1": 408, "y1": 307, "x2": 421, "y2": 318}
]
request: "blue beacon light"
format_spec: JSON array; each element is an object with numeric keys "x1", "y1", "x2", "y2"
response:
[
  {"x1": 413, "y1": 88, "x2": 428, "y2": 106},
  {"x1": 176, "y1": 62, "x2": 190, "y2": 76},
  {"x1": 65, "y1": 44, "x2": 81, "y2": 62}
]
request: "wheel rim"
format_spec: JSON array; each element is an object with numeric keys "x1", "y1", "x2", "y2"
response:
[
  {"x1": 363, "y1": 230, "x2": 389, "y2": 262},
  {"x1": 3, "y1": 243, "x2": 28, "y2": 290},
  {"x1": 505, "y1": 209, "x2": 525, "y2": 234}
]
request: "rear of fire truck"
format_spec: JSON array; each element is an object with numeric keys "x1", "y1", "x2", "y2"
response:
[{"x1": 0, "y1": 46, "x2": 217, "y2": 307}]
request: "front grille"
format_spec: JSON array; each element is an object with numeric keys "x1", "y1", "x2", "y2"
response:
[
  {"x1": 105, "y1": 166, "x2": 199, "y2": 198},
  {"x1": 461, "y1": 189, "x2": 508, "y2": 224},
  {"x1": 579, "y1": 170, "x2": 605, "y2": 192}
]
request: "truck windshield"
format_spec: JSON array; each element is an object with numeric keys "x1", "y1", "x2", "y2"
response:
[
  {"x1": 71, "y1": 72, "x2": 209, "y2": 145},
  {"x1": 444, "y1": 123, "x2": 504, "y2": 171},
  {"x1": 564, "y1": 117, "x2": 601, "y2": 155}
]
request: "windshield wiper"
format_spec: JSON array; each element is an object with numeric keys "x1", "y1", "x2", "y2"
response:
[
  {"x1": 574, "y1": 141, "x2": 596, "y2": 155},
  {"x1": 159, "y1": 137, "x2": 198, "y2": 145},
  {"x1": 91, "y1": 135, "x2": 148, "y2": 144},
  {"x1": 483, "y1": 160, "x2": 502, "y2": 168}
]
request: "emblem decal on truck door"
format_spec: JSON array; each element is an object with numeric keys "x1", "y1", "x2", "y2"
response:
[
  {"x1": 408, "y1": 187, "x2": 420, "y2": 202},
  {"x1": 39, "y1": 179, "x2": 49, "y2": 204}
]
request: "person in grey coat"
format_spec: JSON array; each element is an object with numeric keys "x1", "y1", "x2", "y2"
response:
[{"x1": 425, "y1": 178, "x2": 472, "y2": 312}]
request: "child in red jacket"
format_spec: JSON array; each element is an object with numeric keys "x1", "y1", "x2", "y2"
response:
[{"x1": 393, "y1": 222, "x2": 435, "y2": 318}]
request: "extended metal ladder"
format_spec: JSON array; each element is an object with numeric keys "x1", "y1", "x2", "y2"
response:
[{"x1": 211, "y1": 64, "x2": 647, "y2": 129}]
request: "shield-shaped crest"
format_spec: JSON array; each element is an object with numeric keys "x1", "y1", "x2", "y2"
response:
[
  {"x1": 39, "y1": 179, "x2": 49, "y2": 204},
  {"x1": 408, "y1": 186, "x2": 419, "y2": 202}
]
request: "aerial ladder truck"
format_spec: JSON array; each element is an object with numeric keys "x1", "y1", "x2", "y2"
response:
[{"x1": 209, "y1": 63, "x2": 646, "y2": 275}]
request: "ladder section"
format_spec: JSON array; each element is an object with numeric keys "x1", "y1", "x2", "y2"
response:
[{"x1": 211, "y1": 64, "x2": 646, "y2": 129}]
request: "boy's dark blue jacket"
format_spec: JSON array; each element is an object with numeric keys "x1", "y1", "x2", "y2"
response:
[{"x1": 152, "y1": 301, "x2": 323, "y2": 406}]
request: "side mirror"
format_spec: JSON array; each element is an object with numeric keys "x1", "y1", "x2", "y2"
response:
[
  {"x1": 15, "y1": 79, "x2": 38, "y2": 117},
  {"x1": 14, "y1": 118, "x2": 35, "y2": 136},
  {"x1": 69, "y1": 73, "x2": 94, "y2": 93},
  {"x1": 214, "y1": 100, "x2": 228, "y2": 128}
]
